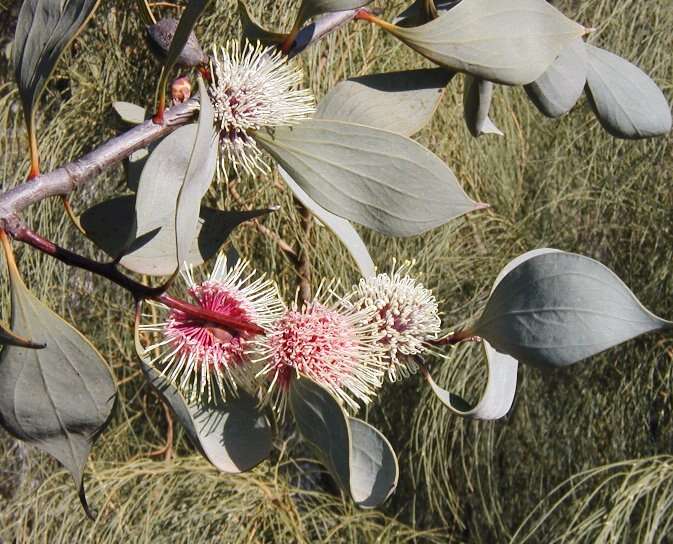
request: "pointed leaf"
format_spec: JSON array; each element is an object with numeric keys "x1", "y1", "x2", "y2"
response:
[
  {"x1": 255, "y1": 119, "x2": 481, "y2": 237},
  {"x1": 298, "y1": 0, "x2": 372, "y2": 24},
  {"x1": 584, "y1": 44, "x2": 672, "y2": 139},
  {"x1": 473, "y1": 250, "x2": 673, "y2": 368},
  {"x1": 348, "y1": 417, "x2": 398, "y2": 508},
  {"x1": 136, "y1": 325, "x2": 271, "y2": 472},
  {"x1": 238, "y1": 1, "x2": 287, "y2": 46},
  {"x1": 525, "y1": 38, "x2": 587, "y2": 118},
  {"x1": 380, "y1": 0, "x2": 585, "y2": 85},
  {"x1": 315, "y1": 68, "x2": 453, "y2": 137},
  {"x1": 278, "y1": 166, "x2": 374, "y2": 277},
  {"x1": 81, "y1": 196, "x2": 268, "y2": 274},
  {"x1": 0, "y1": 236, "x2": 116, "y2": 515},
  {"x1": 463, "y1": 75, "x2": 503, "y2": 137},
  {"x1": 175, "y1": 76, "x2": 218, "y2": 267},
  {"x1": 423, "y1": 251, "x2": 562, "y2": 419},
  {"x1": 13, "y1": 0, "x2": 99, "y2": 126},
  {"x1": 112, "y1": 101, "x2": 146, "y2": 125}
]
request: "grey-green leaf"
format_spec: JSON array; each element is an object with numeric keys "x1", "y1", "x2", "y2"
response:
[
  {"x1": 298, "y1": 0, "x2": 372, "y2": 24},
  {"x1": 81, "y1": 195, "x2": 268, "y2": 274},
  {"x1": 524, "y1": 38, "x2": 587, "y2": 118},
  {"x1": 463, "y1": 75, "x2": 503, "y2": 137},
  {"x1": 278, "y1": 166, "x2": 374, "y2": 277},
  {"x1": 112, "y1": 101, "x2": 146, "y2": 125},
  {"x1": 584, "y1": 44, "x2": 672, "y2": 139},
  {"x1": 175, "y1": 76, "x2": 218, "y2": 267},
  {"x1": 0, "y1": 244, "x2": 115, "y2": 516},
  {"x1": 289, "y1": 375, "x2": 351, "y2": 492},
  {"x1": 238, "y1": 0, "x2": 287, "y2": 46},
  {"x1": 348, "y1": 417, "x2": 398, "y2": 508},
  {"x1": 473, "y1": 250, "x2": 673, "y2": 368},
  {"x1": 13, "y1": 0, "x2": 99, "y2": 124},
  {"x1": 136, "y1": 327, "x2": 271, "y2": 473},
  {"x1": 382, "y1": 0, "x2": 585, "y2": 85},
  {"x1": 315, "y1": 68, "x2": 453, "y2": 137},
  {"x1": 255, "y1": 119, "x2": 482, "y2": 237}
]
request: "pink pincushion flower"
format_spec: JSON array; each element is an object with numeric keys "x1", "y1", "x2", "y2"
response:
[
  {"x1": 141, "y1": 255, "x2": 283, "y2": 401},
  {"x1": 256, "y1": 291, "x2": 385, "y2": 412}
]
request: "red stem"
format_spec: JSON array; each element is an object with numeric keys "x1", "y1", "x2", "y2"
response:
[{"x1": 5, "y1": 222, "x2": 264, "y2": 336}]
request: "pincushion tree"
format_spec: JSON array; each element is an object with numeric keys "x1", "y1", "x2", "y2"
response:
[{"x1": 1, "y1": 0, "x2": 671, "y2": 519}]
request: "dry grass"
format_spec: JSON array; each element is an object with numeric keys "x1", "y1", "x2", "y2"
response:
[{"x1": 1, "y1": 0, "x2": 672, "y2": 541}]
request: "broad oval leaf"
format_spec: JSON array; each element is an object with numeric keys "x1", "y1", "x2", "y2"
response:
[
  {"x1": 255, "y1": 119, "x2": 482, "y2": 237},
  {"x1": 472, "y1": 250, "x2": 673, "y2": 368},
  {"x1": 289, "y1": 376, "x2": 398, "y2": 507},
  {"x1": 238, "y1": 0, "x2": 287, "y2": 46},
  {"x1": 112, "y1": 101, "x2": 146, "y2": 125},
  {"x1": 175, "y1": 76, "x2": 218, "y2": 267},
  {"x1": 278, "y1": 166, "x2": 375, "y2": 277},
  {"x1": 136, "y1": 324, "x2": 271, "y2": 473},
  {"x1": 81, "y1": 195, "x2": 269, "y2": 274},
  {"x1": 13, "y1": 0, "x2": 99, "y2": 128},
  {"x1": 349, "y1": 417, "x2": 398, "y2": 508},
  {"x1": 423, "y1": 251, "x2": 563, "y2": 419},
  {"x1": 315, "y1": 68, "x2": 453, "y2": 137},
  {"x1": 299, "y1": 0, "x2": 372, "y2": 24},
  {"x1": 0, "y1": 236, "x2": 116, "y2": 516},
  {"x1": 584, "y1": 44, "x2": 672, "y2": 139},
  {"x1": 463, "y1": 75, "x2": 503, "y2": 137},
  {"x1": 380, "y1": 0, "x2": 586, "y2": 85},
  {"x1": 524, "y1": 38, "x2": 587, "y2": 118}
]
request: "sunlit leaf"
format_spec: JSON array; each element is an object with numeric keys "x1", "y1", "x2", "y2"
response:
[
  {"x1": 278, "y1": 166, "x2": 374, "y2": 277},
  {"x1": 525, "y1": 38, "x2": 587, "y2": 118},
  {"x1": 0, "y1": 234, "x2": 116, "y2": 517},
  {"x1": 315, "y1": 68, "x2": 453, "y2": 137},
  {"x1": 584, "y1": 44, "x2": 672, "y2": 139},
  {"x1": 463, "y1": 75, "x2": 503, "y2": 137},
  {"x1": 379, "y1": 0, "x2": 585, "y2": 85},
  {"x1": 81, "y1": 195, "x2": 270, "y2": 275},
  {"x1": 238, "y1": 0, "x2": 287, "y2": 46},
  {"x1": 0, "y1": 320, "x2": 45, "y2": 349},
  {"x1": 112, "y1": 101, "x2": 146, "y2": 125},
  {"x1": 135, "y1": 322, "x2": 271, "y2": 473},
  {"x1": 473, "y1": 250, "x2": 673, "y2": 368},
  {"x1": 349, "y1": 417, "x2": 398, "y2": 508},
  {"x1": 255, "y1": 119, "x2": 482, "y2": 237},
  {"x1": 13, "y1": 0, "x2": 99, "y2": 134},
  {"x1": 175, "y1": 76, "x2": 218, "y2": 268}
]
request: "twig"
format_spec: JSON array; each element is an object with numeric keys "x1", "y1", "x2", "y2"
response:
[{"x1": 3, "y1": 218, "x2": 264, "y2": 335}]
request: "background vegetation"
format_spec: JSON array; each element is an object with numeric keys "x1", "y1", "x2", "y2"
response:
[{"x1": 1, "y1": 0, "x2": 671, "y2": 541}]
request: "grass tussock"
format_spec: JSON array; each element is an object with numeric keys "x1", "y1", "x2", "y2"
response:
[{"x1": 1, "y1": 0, "x2": 672, "y2": 541}]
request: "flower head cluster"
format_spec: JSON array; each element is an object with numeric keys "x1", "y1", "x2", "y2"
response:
[
  {"x1": 255, "y1": 287, "x2": 386, "y2": 412},
  {"x1": 141, "y1": 255, "x2": 283, "y2": 401},
  {"x1": 209, "y1": 40, "x2": 315, "y2": 178},
  {"x1": 349, "y1": 262, "x2": 441, "y2": 381}
]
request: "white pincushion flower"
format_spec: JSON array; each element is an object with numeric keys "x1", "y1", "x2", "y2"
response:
[
  {"x1": 209, "y1": 40, "x2": 315, "y2": 178},
  {"x1": 349, "y1": 262, "x2": 441, "y2": 381}
]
